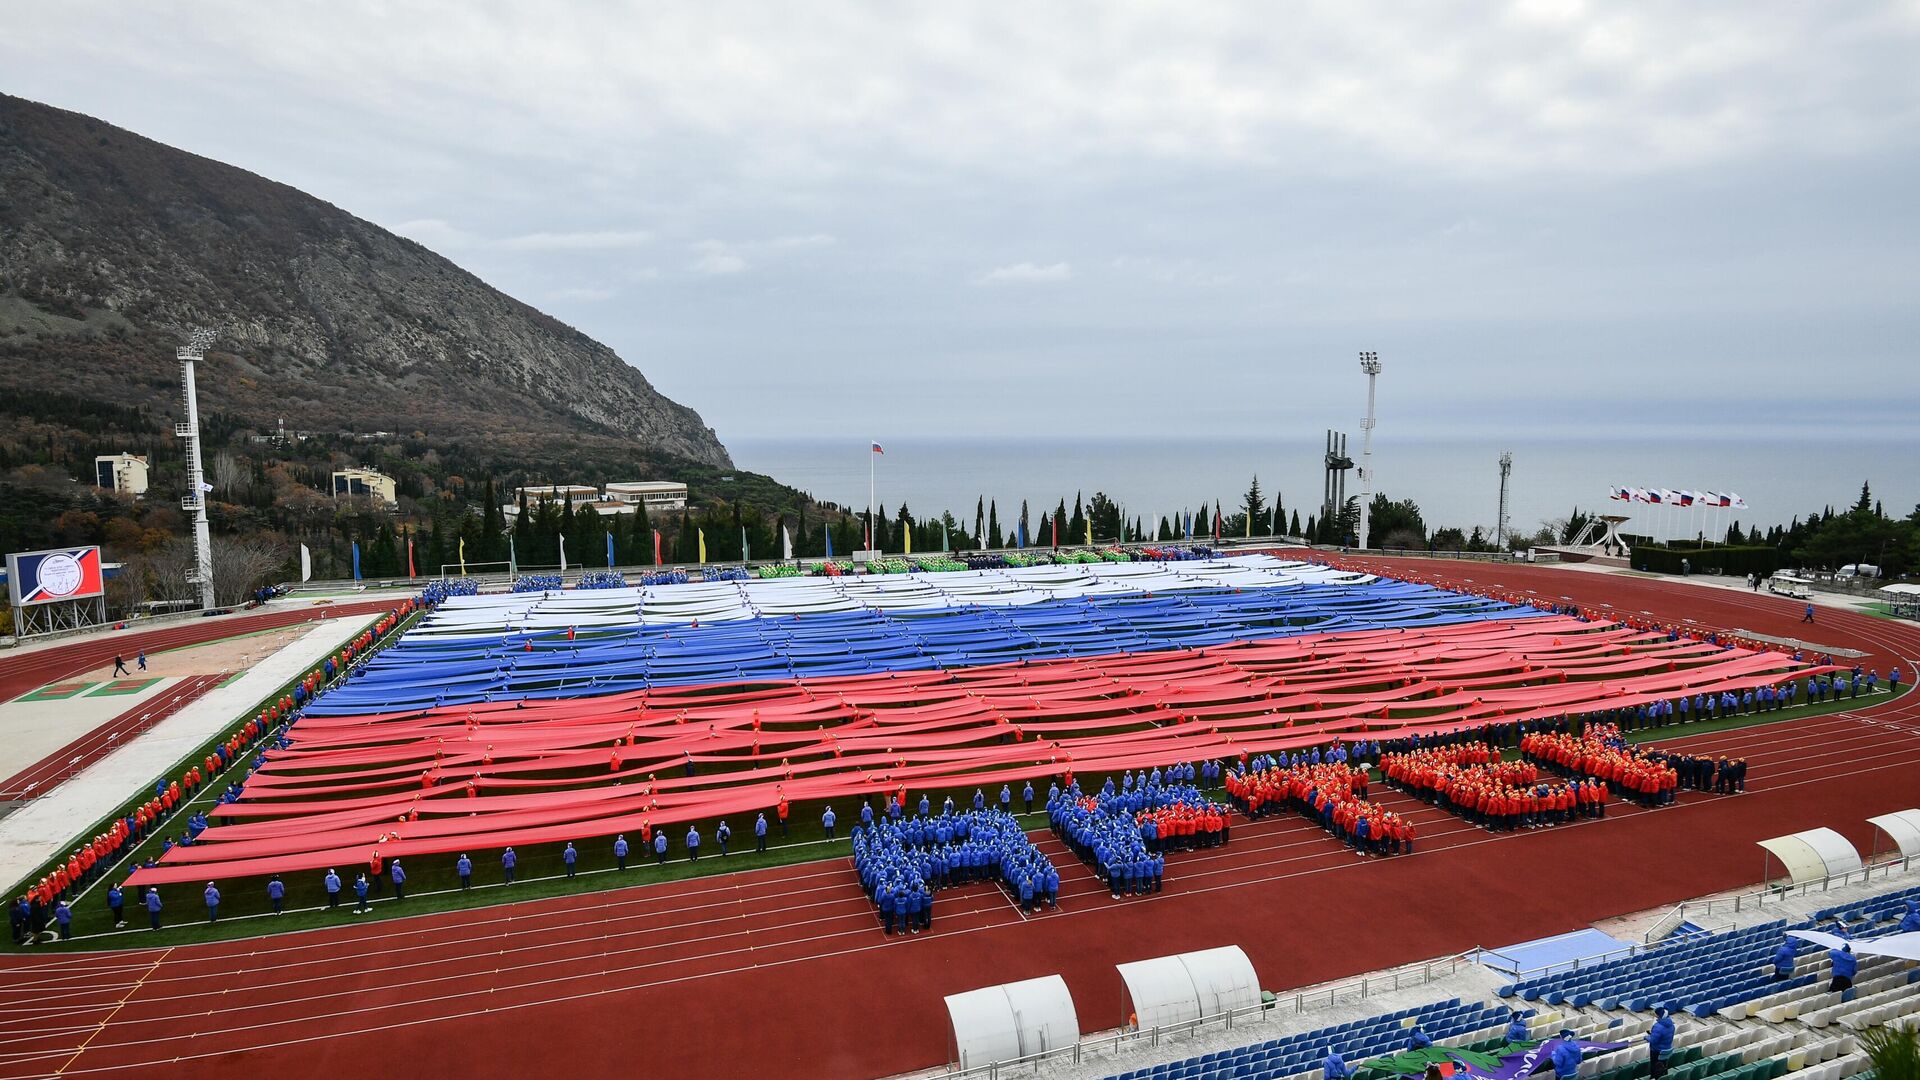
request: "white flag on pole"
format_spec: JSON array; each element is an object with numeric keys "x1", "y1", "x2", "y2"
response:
[
  {"x1": 781, "y1": 525, "x2": 793, "y2": 560},
  {"x1": 299, "y1": 543, "x2": 312, "y2": 582},
  {"x1": 559, "y1": 534, "x2": 568, "y2": 573}
]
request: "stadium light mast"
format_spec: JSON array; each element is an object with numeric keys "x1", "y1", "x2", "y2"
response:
[
  {"x1": 1356, "y1": 351, "x2": 1382, "y2": 549},
  {"x1": 177, "y1": 327, "x2": 217, "y2": 610},
  {"x1": 1496, "y1": 451, "x2": 1514, "y2": 549}
]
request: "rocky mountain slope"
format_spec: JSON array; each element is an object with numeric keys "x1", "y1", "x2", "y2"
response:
[{"x1": 0, "y1": 94, "x2": 731, "y2": 467}]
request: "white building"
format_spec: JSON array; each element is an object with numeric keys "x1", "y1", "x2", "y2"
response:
[
  {"x1": 514, "y1": 484, "x2": 601, "y2": 508},
  {"x1": 95, "y1": 453, "x2": 150, "y2": 496},
  {"x1": 604, "y1": 481, "x2": 688, "y2": 513},
  {"x1": 332, "y1": 466, "x2": 398, "y2": 507}
]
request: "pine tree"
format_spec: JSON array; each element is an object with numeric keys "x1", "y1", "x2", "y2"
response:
[
  {"x1": 481, "y1": 477, "x2": 506, "y2": 561},
  {"x1": 1158, "y1": 516, "x2": 1172, "y2": 542},
  {"x1": 988, "y1": 500, "x2": 1003, "y2": 548},
  {"x1": 1242, "y1": 475, "x2": 1267, "y2": 529},
  {"x1": 1290, "y1": 509, "x2": 1302, "y2": 536},
  {"x1": 975, "y1": 496, "x2": 986, "y2": 542},
  {"x1": 1853, "y1": 481, "x2": 1873, "y2": 515}
]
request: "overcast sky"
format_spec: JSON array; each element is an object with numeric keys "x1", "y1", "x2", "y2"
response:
[{"x1": 7, "y1": 2, "x2": 1919, "y2": 447}]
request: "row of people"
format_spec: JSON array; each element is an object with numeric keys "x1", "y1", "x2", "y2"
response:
[{"x1": 1381, "y1": 744, "x2": 1609, "y2": 830}]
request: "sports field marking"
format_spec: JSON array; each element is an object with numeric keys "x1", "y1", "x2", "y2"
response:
[
  {"x1": 18, "y1": 683, "x2": 97, "y2": 702},
  {"x1": 82, "y1": 679, "x2": 160, "y2": 698}
]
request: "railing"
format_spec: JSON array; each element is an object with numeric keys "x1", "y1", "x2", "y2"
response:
[
  {"x1": 1682, "y1": 854, "x2": 1915, "y2": 919},
  {"x1": 944, "y1": 953, "x2": 1473, "y2": 1079}
]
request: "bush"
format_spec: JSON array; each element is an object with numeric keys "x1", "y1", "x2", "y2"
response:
[{"x1": 1632, "y1": 544, "x2": 1781, "y2": 576}]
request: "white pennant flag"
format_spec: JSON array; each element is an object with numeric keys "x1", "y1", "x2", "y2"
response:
[
  {"x1": 299, "y1": 543, "x2": 312, "y2": 582},
  {"x1": 781, "y1": 525, "x2": 793, "y2": 560},
  {"x1": 559, "y1": 534, "x2": 568, "y2": 573}
]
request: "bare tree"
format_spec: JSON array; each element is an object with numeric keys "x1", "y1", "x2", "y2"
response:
[
  {"x1": 132, "y1": 535, "x2": 293, "y2": 608},
  {"x1": 212, "y1": 449, "x2": 245, "y2": 497}
]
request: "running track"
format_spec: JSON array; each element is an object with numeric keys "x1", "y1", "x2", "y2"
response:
[
  {"x1": 0, "y1": 601, "x2": 398, "y2": 703},
  {"x1": 0, "y1": 569, "x2": 1915, "y2": 1080},
  {"x1": 0, "y1": 674, "x2": 228, "y2": 802}
]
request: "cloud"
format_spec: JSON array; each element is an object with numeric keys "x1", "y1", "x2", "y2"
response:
[
  {"x1": 545, "y1": 286, "x2": 617, "y2": 302},
  {"x1": 497, "y1": 229, "x2": 652, "y2": 251},
  {"x1": 690, "y1": 241, "x2": 748, "y2": 276},
  {"x1": 392, "y1": 218, "x2": 480, "y2": 250},
  {"x1": 978, "y1": 261, "x2": 1073, "y2": 284}
]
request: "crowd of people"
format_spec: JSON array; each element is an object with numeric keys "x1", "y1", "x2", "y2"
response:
[
  {"x1": 574, "y1": 571, "x2": 628, "y2": 590},
  {"x1": 419, "y1": 578, "x2": 480, "y2": 605},
  {"x1": 851, "y1": 808, "x2": 1057, "y2": 932},
  {"x1": 1224, "y1": 756, "x2": 1415, "y2": 856},
  {"x1": 1381, "y1": 743, "x2": 1608, "y2": 830},
  {"x1": 1047, "y1": 776, "x2": 1231, "y2": 898},
  {"x1": 1521, "y1": 725, "x2": 1685, "y2": 806},
  {"x1": 511, "y1": 573, "x2": 566, "y2": 592}
]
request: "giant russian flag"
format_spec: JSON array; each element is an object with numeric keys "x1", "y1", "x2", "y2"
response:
[{"x1": 126, "y1": 555, "x2": 1811, "y2": 885}]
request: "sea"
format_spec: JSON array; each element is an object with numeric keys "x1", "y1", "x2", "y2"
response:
[{"x1": 727, "y1": 436, "x2": 1917, "y2": 546}]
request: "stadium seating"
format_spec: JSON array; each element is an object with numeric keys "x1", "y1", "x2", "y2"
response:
[
  {"x1": 1501, "y1": 884, "x2": 1920, "y2": 1018},
  {"x1": 1102, "y1": 878, "x2": 1919, "y2": 1080},
  {"x1": 1102, "y1": 998, "x2": 1520, "y2": 1080}
]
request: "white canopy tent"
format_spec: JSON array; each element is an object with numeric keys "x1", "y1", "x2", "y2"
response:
[
  {"x1": 945, "y1": 975, "x2": 1080, "y2": 1071},
  {"x1": 1866, "y1": 809, "x2": 1920, "y2": 862},
  {"x1": 1757, "y1": 828, "x2": 1863, "y2": 887},
  {"x1": 1116, "y1": 945, "x2": 1262, "y2": 1031}
]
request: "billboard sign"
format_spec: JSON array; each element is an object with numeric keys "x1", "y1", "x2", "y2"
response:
[{"x1": 7, "y1": 546, "x2": 106, "y2": 607}]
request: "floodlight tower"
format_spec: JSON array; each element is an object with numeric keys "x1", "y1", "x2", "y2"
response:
[
  {"x1": 1355, "y1": 351, "x2": 1382, "y2": 548},
  {"x1": 1497, "y1": 451, "x2": 1514, "y2": 549},
  {"x1": 177, "y1": 328, "x2": 217, "y2": 610}
]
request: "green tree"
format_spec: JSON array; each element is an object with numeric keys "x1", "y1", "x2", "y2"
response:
[
  {"x1": 1241, "y1": 475, "x2": 1267, "y2": 532},
  {"x1": 988, "y1": 500, "x2": 1003, "y2": 549}
]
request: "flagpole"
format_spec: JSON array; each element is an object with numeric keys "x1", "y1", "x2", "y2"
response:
[{"x1": 868, "y1": 443, "x2": 876, "y2": 555}]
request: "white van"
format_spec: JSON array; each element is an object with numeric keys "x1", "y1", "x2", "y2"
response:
[
  {"x1": 1768, "y1": 572, "x2": 1814, "y2": 599},
  {"x1": 1835, "y1": 564, "x2": 1882, "y2": 581}
]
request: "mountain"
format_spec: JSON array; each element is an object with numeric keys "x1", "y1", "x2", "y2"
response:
[{"x1": 0, "y1": 94, "x2": 731, "y2": 468}]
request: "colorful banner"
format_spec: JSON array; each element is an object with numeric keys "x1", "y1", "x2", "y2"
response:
[{"x1": 4, "y1": 546, "x2": 104, "y2": 607}]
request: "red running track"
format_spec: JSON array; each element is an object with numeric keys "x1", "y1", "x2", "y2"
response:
[
  {"x1": 0, "y1": 601, "x2": 399, "y2": 703},
  {"x1": 0, "y1": 568, "x2": 1914, "y2": 1080},
  {"x1": 0, "y1": 674, "x2": 229, "y2": 801}
]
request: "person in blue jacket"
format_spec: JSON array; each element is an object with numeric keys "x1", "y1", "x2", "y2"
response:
[
  {"x1": 1023, "y1": 781, "x2": 1035, "y2": 813},
  {"x1": 390, "y1": 861, "x2": 406, "y2": 901},
  {"x1": 1505, "y1": 1012, "x2": 1531, "y2": 1044},
  {"x1": 1900, "y1": 900, "x2": 1920, "y2": 933},
  {"x1": 655, "y1": 830, "x2": 669, "y2": 865},
  {"x1": 1406, "y1": 1026, "x2": 1432, "y2": 1051},
  {"x1": 1646, "y1": 1008, "x2": 1675, "y2": 1078},
  {"x1": 502, "y1": 847, "x2": 517, "y2": 884},
  {"x1": 1828, "y1": 943, "x2": 1857, "y2": 992},
  {"x1": 686, "y1": 824, "x2": 701, "y2": 861},
  {"x1": 54, "y1": 900, "x2": 72, "y2": 940},
  {"x1": 107, "y1": 883, "x2": 126, "y2": 928},
  {"x1": 1322, "y1": 1047, "x2": 1349, "y2": 1080},
  {"x1": 353, "y1": 874, "x2": 369, "y2": 914},
  {"x1": 822, "y1": 807, "x2": 836, "y2": 840},
  {"x1": 754, "y1": 814, "x2": 768, "y2": 853},
  {"x1": 324, "y1": 868, "x2": 342, "y2": 907},
  {"x1": 614, "y1": 835, "x2": 629, "y2": 871},
  {"x1": 1772, "y1": 939, "x2": 1797, "y2": 979},
  {"x1": 716, "y1": 820, "x2": 731, "y2": 856},
  {"x1": 267, "y1": 876, "x2": 285, "y2": 915},
  {"x1": 1550, "y1": 1031, "x2": 1583, "y2": 1080},
  {"x1": 562, "y1": 842, "x2": 578, "y2": 879},
  {"x1": 456, "y1": 854, "x2": 473, "y2": 890},
  {"x1": 144, "y1": 887, "x2": 162, "y2": 930}
]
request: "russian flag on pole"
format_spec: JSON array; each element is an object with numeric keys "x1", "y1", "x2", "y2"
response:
[
  {"x1": 870, "y1": 442, "x2": 884, "y2": 455},
  {"x1": 1645, "y1": 490, "x2": 1664, "y2": 504},
  {"x1": 1676, "y1": 491, "x2": 1695, "y2": 507}
]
